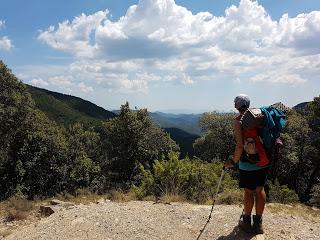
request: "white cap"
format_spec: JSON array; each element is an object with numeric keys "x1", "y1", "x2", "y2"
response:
[{"x1": 234, "y1": 94, "x2": 250, "y2": 110}]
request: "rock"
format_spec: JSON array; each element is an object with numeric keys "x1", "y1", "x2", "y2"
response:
[
  {"x1": 40, "y1": 206, "x2": 54, "y2": 217},
  {"x1": 49, "y1": 199, "x2": 74, "y2": 207},
  {"x1": 96, "y1": 198, "x2": 105, "y2": 204}
]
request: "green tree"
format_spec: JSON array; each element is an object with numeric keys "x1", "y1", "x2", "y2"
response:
[
  {"x1": 302, "y1": 96, "x2": 320, "y2": 202},
  {"x1": 0, "y1": 61, "x2": 69, "y2": 199},
  {"x1": 66, "y1": 123, "x2": 103, "y2": 192},
  {"x1": 0, "y1": 61, "x2": 35, "y2": 199},
  {"x1": 0, "y1": 61, "x2": 34, "y2": 159},
  {"x1": 9, "y1": 110, "x2": 69, "y2": 199},
  {"x1": 194, "y1": 112, "x2": 235, "y2": 161},
  {"x1": 277, "y1": 111, "x2": 312, "y2": 197},
  {"x1": 101, "y1": 102, "x2": 179, "y2": 182}
]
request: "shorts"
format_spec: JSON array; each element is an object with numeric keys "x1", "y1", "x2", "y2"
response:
[{"x1": 239, "y1": 168, "x2": 269, "y2": 190}]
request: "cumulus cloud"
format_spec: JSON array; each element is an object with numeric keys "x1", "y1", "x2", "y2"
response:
[
  {"x1": 275, "y1": 12, "x2": 320, "y2": 54},
  {"x1": 38, "y1": 11, "x2": 108, "y2": 58},
  {"x1": 35, "y1": 0, "x2": 320, "y2": 93},
  {"x1": 78, "y1": 82, "x2": 94, "y2": 93},
  {"x1": 250, "y1": 73, "x2": 306, "y2": 85},
  {"x1": 48, "y1": 76, "x2": 72, "y2": 86},
  {"x1": 0, "y1": 36, "x2": 13, "y2": 50},
  {"x1": 0, "y1": 20, "x2": 13, "y2": 51},
  {"x1": 30, "y1": 78, "x2": 49, "y2": 87},
  {"x1": 0, "y1": 20, "x2": 5, "y2": 30}
]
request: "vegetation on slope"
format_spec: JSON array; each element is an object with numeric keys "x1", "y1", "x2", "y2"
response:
[
  {"x1": 1, "y1": 60, "x2": 319, "y2": 207},
  {"x1": 26, "y1": 85, "x2": 116, "y2": 127}
]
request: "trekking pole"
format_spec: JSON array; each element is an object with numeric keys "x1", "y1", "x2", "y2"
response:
[{"x1": 196, "y1": 166, "x2": 225, "y2": 240}]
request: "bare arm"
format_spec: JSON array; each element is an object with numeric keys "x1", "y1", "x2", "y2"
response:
[{"x1": 233, "y1": 119, "x2": 243, "y2": 163}]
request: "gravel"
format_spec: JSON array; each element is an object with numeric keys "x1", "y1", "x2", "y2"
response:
[{"x1": 4, "y1": 201, "x2": 320, "y2": 240}]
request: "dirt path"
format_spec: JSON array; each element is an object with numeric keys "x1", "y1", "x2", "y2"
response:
[{"x1": 3, "y1": 201, "x2": 320, "y2": 240}]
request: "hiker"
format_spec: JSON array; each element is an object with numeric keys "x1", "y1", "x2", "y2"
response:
[{"x1": 224, "y1": 94, "x2": 269, "y2": 234}]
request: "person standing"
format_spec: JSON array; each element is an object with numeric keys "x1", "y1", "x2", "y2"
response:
[{"x1": 224, "y1": 94, "x2": 269, "y2": 234}]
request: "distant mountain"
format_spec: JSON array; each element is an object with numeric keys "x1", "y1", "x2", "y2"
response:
[
  {"x1": 164, "y1": 128, "x2": 198, "y2": 158},
  {"x1": 112, "y1": 110, "x2": 201, "y2": 157},
  {"x1": 150, "y1": 112, "x2": 202, "y2": 135},
  {"x1": 293, "y1": 102, "x2": 310, "y2": 111},
  {"x1": 26, "y1": 85, "x2": 116, "y2": 126}
]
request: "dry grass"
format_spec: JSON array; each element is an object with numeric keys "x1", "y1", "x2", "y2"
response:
[
  {"x1": 107, "y1": 190, "x2": 136, "y2": 202},
  {"x1": 160, "y1": 194, "x2": 187, "y2": 203},
  {"x1": 267, "y1": 203, "x2": 320, "y2": 221},
  {"x1": 142, "y1": 195, "x2": 156, "y2": 201},
  {"x1": 3, "y1": 197, "x2": 35, "y2": 222},
  {"x1": 55, "y1": 192, "x2": 103, "y2": 205}
]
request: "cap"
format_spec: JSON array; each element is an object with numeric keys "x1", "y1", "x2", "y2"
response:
[{"x1": 234, "y1": 94, "x2": 250, "y2": 110}]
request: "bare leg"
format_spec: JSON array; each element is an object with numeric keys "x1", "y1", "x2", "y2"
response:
[
  {"x1": 239, "y1": 188, "x2": 255, "y2": 233},
  {"x1": 244, "y1": 188, "x2": 254, "y2": 215},
  {"x1": 255, "y1": 186, "x2": 266, "y2": 215}
]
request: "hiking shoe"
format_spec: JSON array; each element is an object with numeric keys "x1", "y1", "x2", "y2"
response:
[
  {"x1": 253, "y1": 215, "x2": 264, "y2": 234},
  {"x1": 238, "y1": 214, "x2": 252, "y2": 233}
]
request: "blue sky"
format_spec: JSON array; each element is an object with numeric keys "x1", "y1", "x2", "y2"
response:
[{"x1": 1, "y1": 0, "x2": 320, "y2": 113}]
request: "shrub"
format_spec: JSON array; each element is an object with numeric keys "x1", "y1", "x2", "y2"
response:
[
  {"x1": 133, "y1": 152, "x2": 237, "y2": 203},
  {"x1": 309, "y1": 184, "x2": 320, "y2": 207},
  {"x1": 216, "y1": 189, "x2": 243, "y2": 205},
  {"x1": 269, "y1": 182, "x2": 299, "y2": 204}
]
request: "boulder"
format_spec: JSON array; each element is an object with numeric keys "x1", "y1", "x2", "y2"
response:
[{"x1": 40, "y1": 206, "x2": 54, "y2": 217}]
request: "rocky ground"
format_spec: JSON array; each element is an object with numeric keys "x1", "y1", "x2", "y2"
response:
[{"x1": 1, "y1": 200, "x2": 319, "y2": 240}]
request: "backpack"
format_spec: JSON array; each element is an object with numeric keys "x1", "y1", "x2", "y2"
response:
[{"x1": 240, "y1": 102, "x2": 288, "y2": 163}]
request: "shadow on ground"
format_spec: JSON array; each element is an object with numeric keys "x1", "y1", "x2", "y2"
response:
[{"x1": 217, "y1": 226, "x2": 258, "y2": 240}]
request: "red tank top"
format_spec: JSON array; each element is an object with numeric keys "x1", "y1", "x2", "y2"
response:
[
  {"x1": 237, "y1": 115, "x2": 269, "y2": 167},
  {"x1": 242, "y1": 128, "x2": 269, "y2": 166}
]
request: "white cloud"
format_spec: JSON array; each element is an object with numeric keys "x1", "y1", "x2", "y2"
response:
[
  {"x1": 250, "y1": 72, "x2": 306, "y2": 85},
  {"x1": 119, "y1": 79, "x2": 148, "y2": 94},
  {"x1": 275, "y1": 12, "x2": 320, "y2": 54},
  {"x1": 38, "y1": 11, "x2": 109, "y2": 58},
  {"x1": 30, "y1": 78, "x2": 49, "y2": 87},
  {"x1": 78, "y1": 82, "x2": 94, "y2": 93},
  {"x1": 33, "y1": 0, "x2": 320, "y2": 93},
  {"x1": 135, "y1": 72, "x2": 161, "y2": 82},
  {"x1": 48, "y1": 76, "x2": 72, "y2": 86},
  {"x1": 0, "y1": 20, "x2": 5, "y2": 30},
  {"x1": 0, "y1": 20, "x2": 13, "y2": 51},
  {"x1": 0, "y1": 36, "x2": 13, "y2": 50}
]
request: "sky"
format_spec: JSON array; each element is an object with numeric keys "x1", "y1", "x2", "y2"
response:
[{"x1": 1, "y1": 0, "x2": 320, "y2": 113}]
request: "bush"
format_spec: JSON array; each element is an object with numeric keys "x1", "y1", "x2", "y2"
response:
[
  {"x1": 216, "y1": 189, "x2": 243, "y2": 205},
  {"x1": 269, "y1": 182, "x2": 299, "y2": 204},
  {"x1": 133, "y1": 152, "x2": 237, "y2": 203},
  {"x1": 4, "y1": 196, "x2": 34, "y2": 222},
  {"x1": 309, "y1": 184, "x2": 320, "y2": 207}
]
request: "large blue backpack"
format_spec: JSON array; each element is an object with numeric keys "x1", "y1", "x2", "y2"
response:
[
  {"x1": 260, "y1": 106, "x2": 286, "y2": 149},
  {"x1": 240, "y1": 102, "x2": 288, "y2": 161}
]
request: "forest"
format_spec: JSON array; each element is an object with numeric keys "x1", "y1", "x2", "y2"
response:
[{"x1": 0, "y1": 60, "x2": 319, "y2": 206}]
